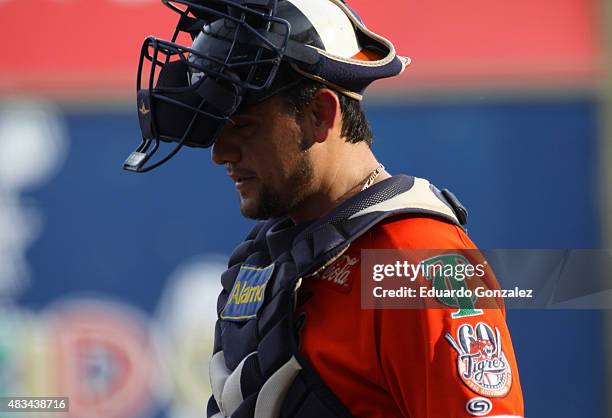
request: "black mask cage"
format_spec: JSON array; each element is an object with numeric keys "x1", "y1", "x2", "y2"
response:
[{"x1": 124, "y1": 0, "x2": 290, "y2": 173}]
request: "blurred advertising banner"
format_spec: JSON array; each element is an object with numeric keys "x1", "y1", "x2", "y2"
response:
[
  {"x1": 0, "y1": 94, "x2": 603, "y2": 417},
  {"x1": 0, "y1": 0, "x2": 602, "y2": 99},
  {"x1": 0, "y1": 100, "x2": 224, "y2": 418}
]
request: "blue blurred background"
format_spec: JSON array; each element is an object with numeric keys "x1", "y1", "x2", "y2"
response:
[{"x1": 0, "y1": 0, "x2": 609, "y2": 417}]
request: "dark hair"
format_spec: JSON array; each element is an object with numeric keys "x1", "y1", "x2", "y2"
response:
[{"x1": 279, "y1": 78, "x2": 373, "y2": 147}]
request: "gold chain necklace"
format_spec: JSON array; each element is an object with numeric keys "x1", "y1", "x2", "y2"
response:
[{"x1": 361, "y1": 163, "x2": 385, "y2": 191}]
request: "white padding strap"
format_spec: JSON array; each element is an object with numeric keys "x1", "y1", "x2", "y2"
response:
[
  {"x1": 348, "y1": 177, "x2": 459, "y2": 223},
  {"x1": 210, "y1": 350, "x2": 260, "y2": 417},
  {"x1": 221, "y1": 352, "x2": 257, "y2": 417},
  {"x1": 254, "y1": 356, "x2": 302, "y2": 418},
  {"x1": 209, "y1": 351, "x2": 230, "y2": 416}
]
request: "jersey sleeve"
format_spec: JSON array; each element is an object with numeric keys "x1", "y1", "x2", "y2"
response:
[{"x1": 369, "y1": 217, "x2": 524, "y2": 418}]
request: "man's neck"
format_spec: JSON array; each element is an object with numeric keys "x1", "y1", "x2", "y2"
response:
[{"x1": 288, "y1": 152, "x2": 390, "y2": 224}]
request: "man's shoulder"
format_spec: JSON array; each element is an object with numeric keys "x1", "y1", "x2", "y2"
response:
[{"x1": 359, "y1": 215, "x2": 476, "y2": 250}]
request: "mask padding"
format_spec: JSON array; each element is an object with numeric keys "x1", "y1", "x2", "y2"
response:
[
  {"x1": 157, "y1": 60, "x2": 190, "y2": 88},
  {"x1": 153, "y1": 60, "x2": 205, "y2": 143},
  {"x1": 196, "y1": 77, "x2": 241, "y2": 116}
]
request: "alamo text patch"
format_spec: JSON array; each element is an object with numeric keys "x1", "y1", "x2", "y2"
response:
[{"x1": 221, "y1": 264, "x2": 274, "y2": 322}]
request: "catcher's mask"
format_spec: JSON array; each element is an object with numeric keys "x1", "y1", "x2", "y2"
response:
[{"x1": 124, "y1": 0, "x2": 410, "y2": 173}]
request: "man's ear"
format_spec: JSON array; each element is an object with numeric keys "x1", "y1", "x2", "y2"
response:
[{"x1": 309, "y1": 88, "x2": 341, "y2": 143}]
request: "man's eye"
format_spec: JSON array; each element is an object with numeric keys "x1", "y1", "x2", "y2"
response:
[
  {"x1": 232, "y1": 121, "x2": 255, "y2": 131},
  {"x1": 228, "y1": 118, "x2": 256, "y2": 134}
]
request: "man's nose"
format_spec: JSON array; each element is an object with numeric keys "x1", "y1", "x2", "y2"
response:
[{"x1": 211, "y1": 125, "x2": 241, "y2": 165}]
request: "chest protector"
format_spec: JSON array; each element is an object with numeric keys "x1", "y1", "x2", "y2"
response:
[{"x1": 207, "y1": 175, "x2": 467, "y2": 418}]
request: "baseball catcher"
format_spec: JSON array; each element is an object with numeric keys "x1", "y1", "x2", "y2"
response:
[{"x1": 124, "y1": 1, "x2": 525, "y2": 417}]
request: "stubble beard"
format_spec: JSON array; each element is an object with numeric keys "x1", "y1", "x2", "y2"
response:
[{"x1": 239, "y1": 150, "x2": 313, "y2": 220}]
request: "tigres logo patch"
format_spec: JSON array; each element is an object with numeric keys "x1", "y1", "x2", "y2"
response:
[{"x1": 446, "y1": 322, "x2": 512, "y2": 397}]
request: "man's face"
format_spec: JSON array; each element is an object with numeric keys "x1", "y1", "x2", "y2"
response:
[{"x1": 211, "y1": 96, "x2": 315, "y2": 220}]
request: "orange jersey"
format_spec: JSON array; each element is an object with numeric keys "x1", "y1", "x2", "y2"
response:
[{"x1": 297, "y1": 216, "x2": 524, "y2": 418}]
